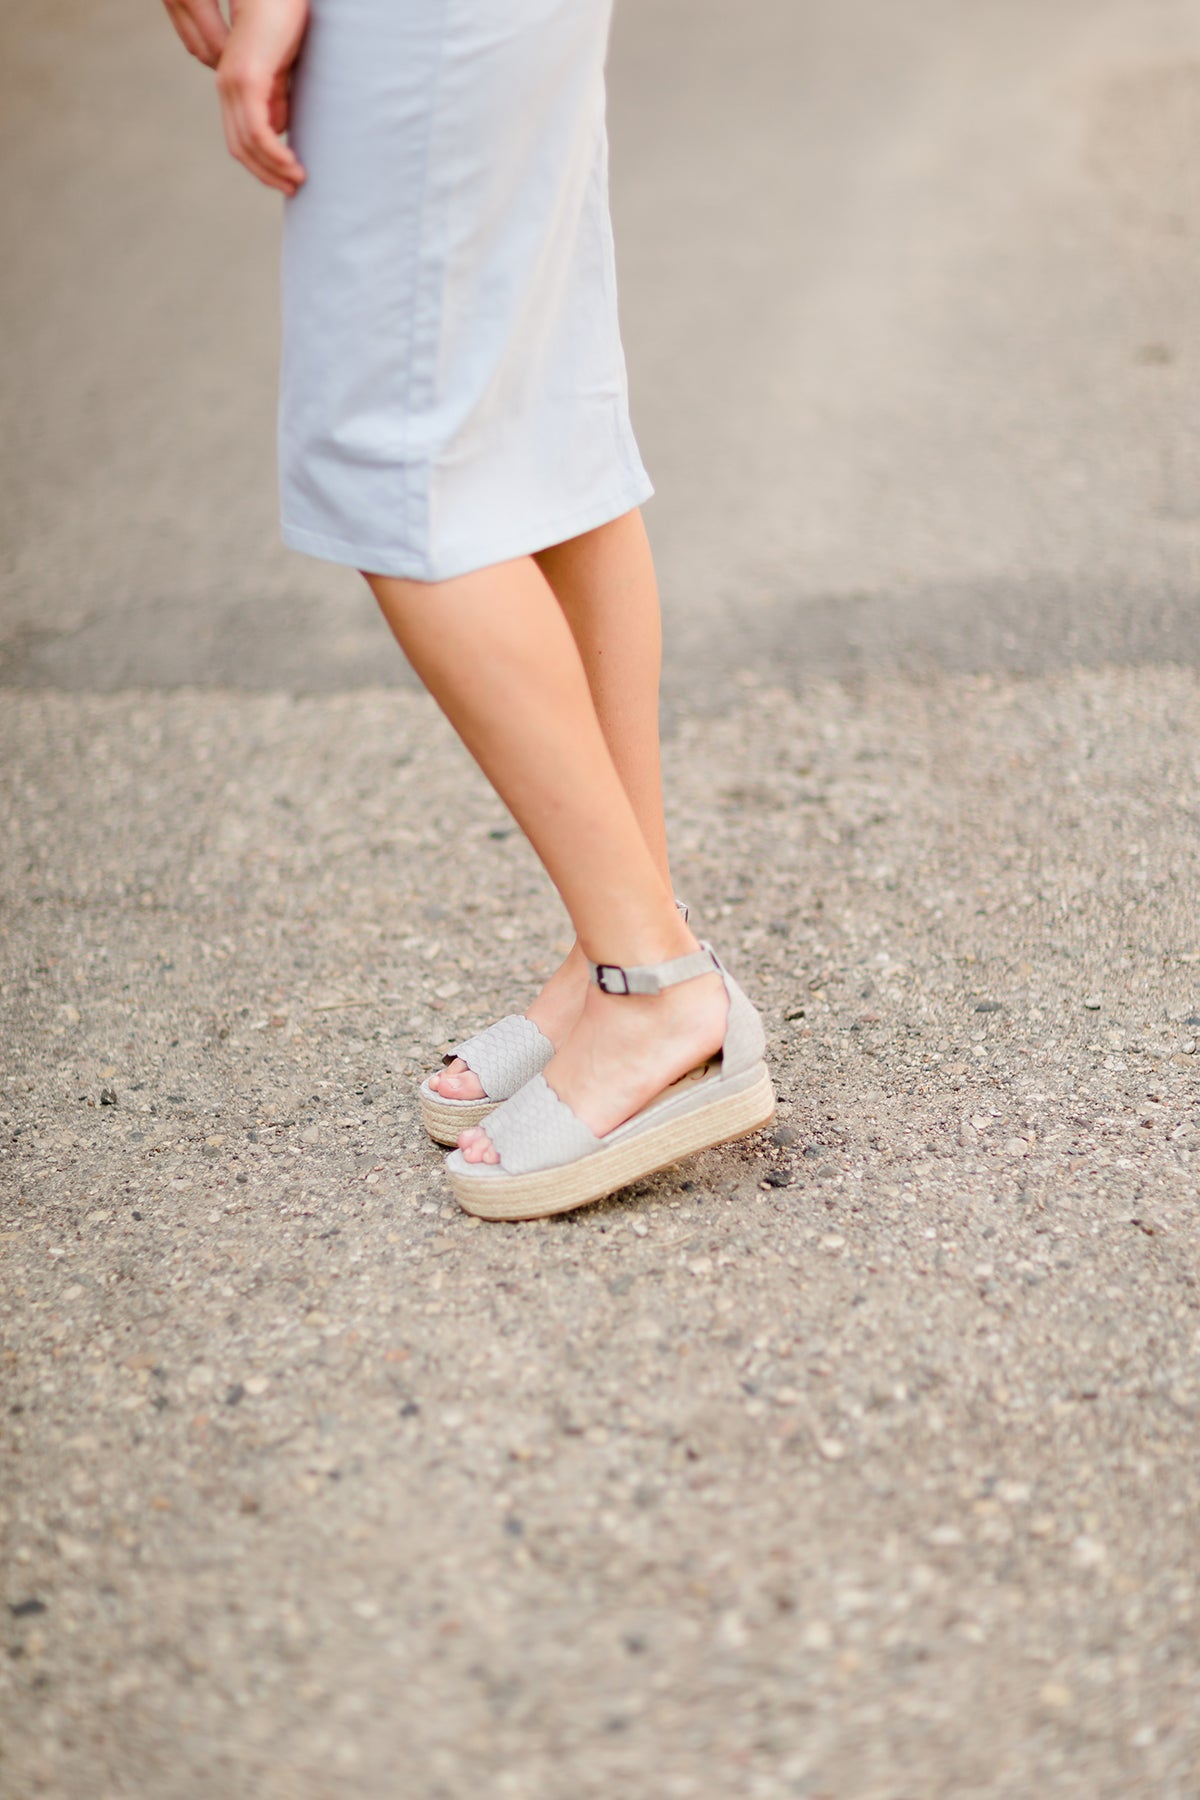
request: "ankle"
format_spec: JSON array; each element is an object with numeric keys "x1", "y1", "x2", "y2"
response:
[
  {"x1": 580, "y1": 917, "x2": 697, "y2": 974},
  {"x1": 541, "y1": 941, "x2": 589, "y2": 987}
]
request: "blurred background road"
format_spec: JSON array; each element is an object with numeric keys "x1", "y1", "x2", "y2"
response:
[{"x1": 2, "y1": 0, "x2": 1198, "y2": 697}]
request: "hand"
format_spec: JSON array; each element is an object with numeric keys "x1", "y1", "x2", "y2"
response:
[
  {"x1": 162, "y1": 0, "x2": 230, "y2": 69},
  {"x1": 215, "y1": 0, "x2": 309, "y2": 195}
]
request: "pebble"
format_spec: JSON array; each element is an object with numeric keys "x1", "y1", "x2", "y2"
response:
[
  {"x1": 974, "y1": 1001, "x2": 1002, "y2": 1014},
  {"x1": 816, "y1": 1438, "x2": 846, "y2": 1462},
  {"x1": 996, "y1": 1481, "x2": 1032, "y2": 1505},
  {"x1": 1083, "y1": 997, "x2": 1102, "y2": 1011}
]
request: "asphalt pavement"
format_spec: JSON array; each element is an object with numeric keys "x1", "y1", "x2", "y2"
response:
[{"x1": 2, "y1": 2, "x2": 1199, "y2": 1796}]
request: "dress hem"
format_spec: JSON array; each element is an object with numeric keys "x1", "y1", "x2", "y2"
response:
[{"x1": 281, "y1": 471, "x2": 654, "y2": 581}]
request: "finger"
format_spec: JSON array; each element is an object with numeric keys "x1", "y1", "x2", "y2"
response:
[
  {"x1": 190, "y1": 0, "x2": 230, "y2": 64},
  {"x1": 165, "y1": 0, "x2": 228, "y2": 67},
  {"x1": 240, "y1": 102, "x2": 305, "y2": 188},
  {"x1": 267, "y1": 74, "x2": 292, "y2": 138},
  {"x1": 165, "y1": 6, "x2": 218, "y2": 67},
  {"x1": 225, "y1": 70, "x2": 303, "y2": 179},
  {"x1": 218, "y1": 74, "x2": 305, "y2": 191},
  {"x1": 228, "y1": 118, "x2": 300, "y2": 195},
  {"x1": 218, "y1": 90, "x2": 292, "y2": 194}
]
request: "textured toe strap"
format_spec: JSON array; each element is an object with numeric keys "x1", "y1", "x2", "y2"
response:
[
  {"x1": 445, "y1": 1015, "x2": 554, "y2": 1102},
  {"x1": 483, "y1": 1074, "x2": 601, "y2": 1175}
]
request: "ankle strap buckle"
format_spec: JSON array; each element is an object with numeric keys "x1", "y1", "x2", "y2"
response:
[
  {"x1": 593, "y1": 963, "x2": 631, "y2": 995},
  {"x1": 588, "y1": 945, "x2": 720, "y2": 997}
]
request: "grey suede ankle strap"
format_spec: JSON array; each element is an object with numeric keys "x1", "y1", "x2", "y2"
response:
[{"x1": 587, "y1": 945, "x2": 719, "y2": 996}]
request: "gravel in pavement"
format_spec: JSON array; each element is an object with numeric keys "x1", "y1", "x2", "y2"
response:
[{"x1": 2, "y1": 665, "x2": 1199, "y2": 1797}]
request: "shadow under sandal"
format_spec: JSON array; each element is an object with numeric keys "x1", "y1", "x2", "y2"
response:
[
  {"x1": 445, "y1": 942, "x2": 775, "y2": 1221},
  {"x1": 419, "y1": 1016, "x2": 554, "y2": 1146}
]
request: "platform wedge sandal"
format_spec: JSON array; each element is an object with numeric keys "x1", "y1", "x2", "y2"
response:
[{"x1": 445, "y1": 941, "x2": 774, "y2": 1221}]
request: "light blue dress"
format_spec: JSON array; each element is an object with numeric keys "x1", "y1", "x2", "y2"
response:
[{"x1": 278, "y1": 0, "x2": 653, "y2": 582}]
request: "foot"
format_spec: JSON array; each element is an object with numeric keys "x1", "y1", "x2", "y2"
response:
[
  {"x1": 456, "y1": 967, "x2": 729, "y2": 1164},
  {"x1": 426, "y1": 942, "x2": 591, "y2": 1101}
]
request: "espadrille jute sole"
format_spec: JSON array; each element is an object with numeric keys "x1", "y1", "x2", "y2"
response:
[
  {"x1": 447, "y1": 1063, "x2": 775, "y2": 1221},
  {"x1": 419, "y1": 1086, "x2": 498, "y2": 1146}
]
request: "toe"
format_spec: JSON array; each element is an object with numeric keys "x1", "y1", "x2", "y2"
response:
[
  {"x1": 460, "y1": 1127, "x2": 500, "y2": 1165},
  {"x1": 435, "y1": 1063, "x2": 486, "y2": 1102},
  {"x1": 429, "y1": 1060, "x2": 459, "y2": 1094}
]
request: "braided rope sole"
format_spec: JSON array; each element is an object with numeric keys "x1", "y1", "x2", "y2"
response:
[
  {"x1": 419, "y1": 1087, "x2": 498, "y2": 1146},
  {"x1": 448, "y1": 1064, "x2": 775, "y2": 1221}
]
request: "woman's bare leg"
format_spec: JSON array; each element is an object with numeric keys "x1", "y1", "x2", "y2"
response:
[
  {"x1": 426, "y1": 509, "x2": 674, "y2": 1099},
  {"x1": 535, "y1": 509, "x2": 670, "y2": 881},
  {"x1": 367, "y1": 550, "x2": 726, "y2": 1155}
]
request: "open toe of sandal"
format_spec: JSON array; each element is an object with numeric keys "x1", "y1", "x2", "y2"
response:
[{"x1": 419, "y1": 1014, "x2": 555, "y2": 1144}]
